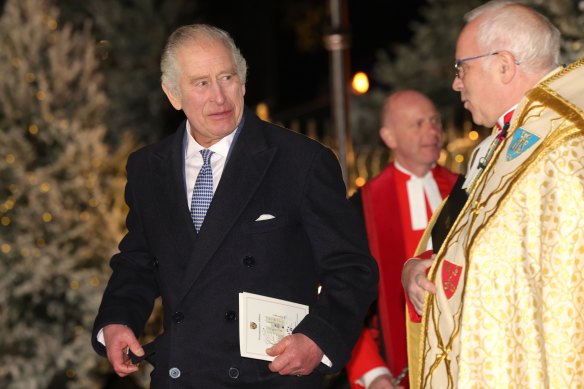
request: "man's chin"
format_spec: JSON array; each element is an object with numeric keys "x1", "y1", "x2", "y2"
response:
[{"x1": 470, "y1": 114, "x2": 486, "y2": 127}]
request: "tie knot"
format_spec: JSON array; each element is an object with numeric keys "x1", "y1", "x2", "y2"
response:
[{"x1": 200, "y1": 149, "x2": 213, "y2": 165}]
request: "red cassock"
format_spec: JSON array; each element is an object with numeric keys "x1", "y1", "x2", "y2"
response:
[{"x1": 346, "y1": 163, "x2": 458, "y2": 388}]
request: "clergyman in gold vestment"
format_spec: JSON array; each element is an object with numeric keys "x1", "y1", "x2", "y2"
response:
[{"x1": 403, "y1": 1, "x2": 584, "y2": 388}]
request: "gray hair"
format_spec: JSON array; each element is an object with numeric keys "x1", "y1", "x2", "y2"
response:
[
  {"x1": 160, "y1": 24, "x2": 248, "y2": 96},
  {"x1": 466, "y1": 0, "x2": 561, "y2": 74}
]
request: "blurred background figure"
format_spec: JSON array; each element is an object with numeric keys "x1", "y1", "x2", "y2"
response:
[{"x1": 346, "y1": 90, "x2": 459, "y2": 389}]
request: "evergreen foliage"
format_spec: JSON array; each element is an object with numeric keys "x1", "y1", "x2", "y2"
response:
[{"x1": 0, "y1": 0, "x2": 129, "y2": 386}]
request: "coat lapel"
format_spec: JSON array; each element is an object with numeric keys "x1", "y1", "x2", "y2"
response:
[
  {"x1": 151, "y1": 124, "x2": 197, "y2": 267},
  {"x1": 178, "y1": 113, "x2": 277, "y2": 301}
]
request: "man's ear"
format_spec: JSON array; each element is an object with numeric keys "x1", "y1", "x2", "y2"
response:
[
  {"x1": 379, "y1": 126, "x2": 397, "y2": 149},
  {"x1": 162, "y1": 82, "x2": 182, "y2": 110},
  {"x1": 498, "y1": 51, "x2": 518, "y2": 84}
]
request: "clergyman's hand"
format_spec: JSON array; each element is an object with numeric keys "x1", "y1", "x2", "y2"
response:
[
  {"x1": 103, "y1": 324, "x2": 144, "y2": 377},
  {"x1": 266, "y1": 333, "x2": 323, "y2": 376},
  {"x1": 402, "y1": 257, "x2": 436, "y2": 315}
]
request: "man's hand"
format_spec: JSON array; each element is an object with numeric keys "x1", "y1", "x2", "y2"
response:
[
  {"x1": 103, "y1": 324, "x2": 145, "y2": 377},
  {"x1": 402, "y1": 257, "x2": 437, "y2": 315},
  {"x1": 369, "y1": 374, "x2": 405, "y2": 389},
  {"x1": 266, "y1": 333, "x2": 323, "y2": 376}
]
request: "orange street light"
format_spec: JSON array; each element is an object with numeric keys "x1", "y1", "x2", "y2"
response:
[{"x1": 352, "y1": 71, "x2": 369, "y2": 94}]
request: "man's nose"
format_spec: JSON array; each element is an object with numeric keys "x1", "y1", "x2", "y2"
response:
[
  {"x1": 210, "y1": 82, "x2": 226, "y2": 103},
  {"x1": 452, "y1": 76, "x2": 463, "y2": 92},
  {"x1": 427, "y1": 121, "x2": 442, "y2": 135}
]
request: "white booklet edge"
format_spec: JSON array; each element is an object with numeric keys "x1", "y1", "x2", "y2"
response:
[{"x1": 238, "y1": 292, "x2": 309, "y2": 361}]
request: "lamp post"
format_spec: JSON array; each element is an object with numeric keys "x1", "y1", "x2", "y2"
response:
[{"x1": 324, "y1": 0, "x2": 353, "y2": 188}]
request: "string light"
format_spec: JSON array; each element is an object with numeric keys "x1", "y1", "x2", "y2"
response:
[
  {"x1": 47, "y1": 19, "x2": 58, "y2": 31},
  {"x1": 5, "y1": 197, "x2": 15, "y2": 209}
]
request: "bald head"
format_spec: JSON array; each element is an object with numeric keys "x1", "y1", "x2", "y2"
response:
[
  {"x1": 382, "y1": 90, "x2": 436, "y2": 126},
  {"x1": 380, "y1": 90, "x2": 443, "y2": 177}
]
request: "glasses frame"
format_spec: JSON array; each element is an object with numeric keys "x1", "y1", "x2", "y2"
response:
[{"x1": 454, "y1": 52, "x2": 500, "y2": 78}]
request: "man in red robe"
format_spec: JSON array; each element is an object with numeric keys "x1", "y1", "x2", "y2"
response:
[{"x1": 346, "y1": 90, "x2": 459, "y2": 389}]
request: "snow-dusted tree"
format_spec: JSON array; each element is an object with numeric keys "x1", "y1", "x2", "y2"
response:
[
  {"x1": 531, "y1": 0, "x2": 584, "y2": 63},
  {"x1": 0, "y1": 0, "x2": 130, "y2": 387}
]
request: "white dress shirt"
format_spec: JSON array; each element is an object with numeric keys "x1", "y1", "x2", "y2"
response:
[{"x1": 184, "y1": 121, "x2": 236, "y2": 210}]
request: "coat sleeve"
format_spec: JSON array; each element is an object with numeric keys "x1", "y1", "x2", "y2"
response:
[
  {"x1": 292, "y1": 147, "x2": 379, "y2": 372},
  {"x1": 91, "y1": 153, "x2": 159, "y2": 356}
]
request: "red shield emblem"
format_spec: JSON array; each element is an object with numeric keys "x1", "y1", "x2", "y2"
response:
[{"x1": 442, "y1": 260, "x2": 462, "y2": 299}]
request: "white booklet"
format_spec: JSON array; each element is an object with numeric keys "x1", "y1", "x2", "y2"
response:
[{"x1": 238, "y1": 292, "x2": 309, "y2": 361}]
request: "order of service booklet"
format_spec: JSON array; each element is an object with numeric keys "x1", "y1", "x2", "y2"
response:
[{"x1": 239, "y1": 292, "x2": 309, "y2": 361}]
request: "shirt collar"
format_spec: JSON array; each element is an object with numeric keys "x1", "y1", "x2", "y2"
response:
[{"x1": 185, "y1": 121, "x2": 238, "y2": 161}]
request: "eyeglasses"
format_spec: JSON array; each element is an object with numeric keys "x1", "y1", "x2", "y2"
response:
[{"x1": 454, "y1": 52, "x2": 499, "y2": 78}]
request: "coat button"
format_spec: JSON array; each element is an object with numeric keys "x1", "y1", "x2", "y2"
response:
[
  {"x1": 172, "y1": 311, "x2": 184, "y2": 323},
  {"x1": 228, "y1": 367, "x2": 240, "y2": 379},
  {"x1": 169, "y1": 367, "x2": 181, "y2": 379},
  {"x1": 242, "y1": 255, "x2": 255, "y2": 267},
  {"x1": 225, "y1": 310, "x2": 237, "y2": 321},
  {"x1": 152, "y1": 257, "x2": 159, "y2": 268}
]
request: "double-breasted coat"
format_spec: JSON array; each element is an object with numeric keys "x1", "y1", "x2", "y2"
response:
[{"x1": 92, "y1": 109, "x2": 378, "y2": 388}]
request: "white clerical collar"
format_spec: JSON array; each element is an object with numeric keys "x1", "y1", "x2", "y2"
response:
[
  {"x1": 394, "y1": 161, "x2": 443, "y2": 232},
  {"x1": 394, "y1": 160, "x2": 437, "y2": 178},
  {"x1": 496, "y1": 104, "x2": 518, "y2": 130},
  {"x1": 185, "y1": 121, "x2": 236, "y2": 161}
]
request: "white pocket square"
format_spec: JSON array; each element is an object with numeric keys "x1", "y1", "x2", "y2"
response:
[{"x1": 255, "y1": 214, "x2": 275, "y2": 221}]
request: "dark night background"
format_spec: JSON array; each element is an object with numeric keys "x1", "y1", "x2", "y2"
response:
[{"x1": 194, "y1": 0, "x2": 427, "y2": 113}]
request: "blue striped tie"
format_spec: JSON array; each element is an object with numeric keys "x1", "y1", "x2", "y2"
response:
[{"x1": 191, "y1": 149, "x2": 214, "y2": 232}]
